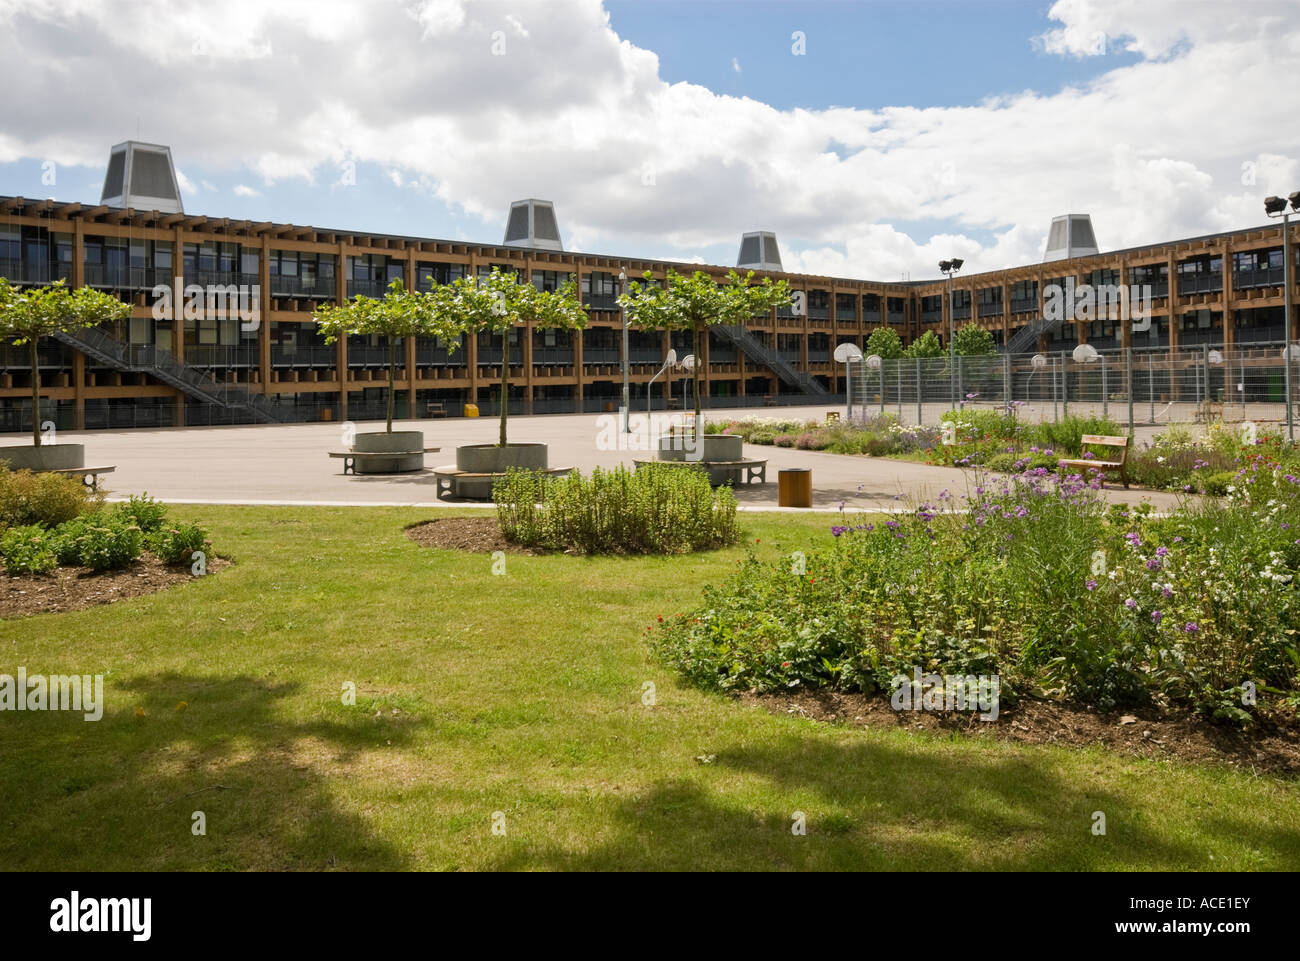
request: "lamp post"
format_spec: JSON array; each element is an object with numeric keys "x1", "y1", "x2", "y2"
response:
[
  {"x1": 619, "y1": 268, "x2": 630, "y2": 432},
  {"x1": 1266, "y1": 193, "x2": 1300, "y2": 442},
  {"x1": 939, "y1": 258, "x2": 964, "y2": 409}
]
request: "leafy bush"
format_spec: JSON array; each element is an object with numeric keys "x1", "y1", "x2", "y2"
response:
[
  {"x1": 147, "y1": 523, "x2": 210, "y2": 565},
  {"x1": 652, "y1": 467, "x2": 1300, "y2": 723},
  {"x1": 116, "y1": 493, "x2": 169, "y2": 533},
  {"x1": 58, "y1": 516, "x2": 144, "y2": 570},
  {"x1": 1200, "y1": 470, "x2": 1238, "y2": 496},
  {"x1": 0, "y1": 467, "x2": 101, "y2": 530},
  {"x1": 1022, "y1": 415, "x2": 1123, "y2": 456},
  {"x1": 0, "y1": 524, "x2": 58, "y2": 575},
  {"x1": 494, "y1": 464, "x2": 739, "y2": 555}
]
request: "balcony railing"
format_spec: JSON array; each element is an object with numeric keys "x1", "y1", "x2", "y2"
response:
[
  {"x1": 888, "y1": 311, "x2": 905, "y2": 324},
  {"x1": 921, "y1": 311, "x2": 943, "y2": 324},
  {"x1": 584, "y1": 294, "x2": 618, "y2": 311},
  {"x1": 347, "y1": 345, "x2": 397, "y2": 366},
  {"x1": 272, "y1": 346, "x2": 337, "y2": 367},
  {"x1": 188, "y1": 270, "x2": 260, "y2": 291},
  {"x1": 582, "y1": 348, "x2": 620, "y2": 365},
  {"x1": 532, "y1": 348, "x2": 575, "y2": 365},
  {"x1": 1177, "y1": 272, "x2": 1222, "y2": 296},
  {"x1": 1234, "y1": 266, "x2": 1286, "y2": 290},
  {"x1": 0, "y1": 259, "x2": 73, "y2": 286},
  {"x1": 1235, "y1": 324, "x2": 1287, "y2": 344},
  {"x1": 414, "y1": 346, "x2": 462, "y2": 366},
  {"x1": 186, "y1": 345, "x2": 259, "y2": 368},
  {"x1": 952, "y1": 305, "x2": 971, "y2": 320},
  {"x1": 270, "y1": 275, "x2": 336, "y2": 299},
  {"x1": 1010, "y1": 296, "x2": 1037, "y2": 313},
  {"x1": 84, "y1": 264, "x2": 170, "y2": 289},
  {"x1": 807, "y1": 305, "x2": 829, "y2": 320},
  {"x1": 346, "y1": 279, "x2": 391, "y2": 299},
  {"x1": 977, "y1": 301, "x2": 1002, "y2": 318}
]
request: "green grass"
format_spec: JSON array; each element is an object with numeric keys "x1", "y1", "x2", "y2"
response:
[{"x1": 1, "y1": 505, "x2": 1297, "y2": 870}]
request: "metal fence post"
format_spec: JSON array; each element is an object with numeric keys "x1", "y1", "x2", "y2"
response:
[
  {"x1": 916, "y1": 356, "x2": 922, "y2": 425},
  {"x1": 957, "y1": 354, "x2": 964, "y2": 403},
  {"x1": 897, "y1": 360, "x2": 902, "y2": 421},
  {"x1": 1003, "y1": 352, "x2": 1010, "y2": 408},
  {"x1": 1061, "y1": 350, "x2": 1068, "y2": 419},
  {"x1": 1126, "y1": 347, "x2": 1134, "y2": 436},
  {"x1": 1149, "y1": 351, "x2": 1155, "y2": 424},
  {"x1": 1102, "y1": 355, "x2": 1108, "y2": 419}
]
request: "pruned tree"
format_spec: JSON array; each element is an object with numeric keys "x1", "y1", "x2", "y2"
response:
[
  {"x1": 620, "y1": 269, "x2": 792, "y2": 428},
  {"x1": 0, "y1": 278, "x2": 132, "y2": 446},
  {"x1": 314, "y1": 279, "x2": 463, "y2": 432},
  {"x1": 451, "y1": 268, "x2": 588, "y2": 447}
]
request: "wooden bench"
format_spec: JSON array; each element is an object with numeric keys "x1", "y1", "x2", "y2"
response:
[
  {"x1": 425, "y1": 402, "x2": 448, "y2": 418},
  {"x1": 328, "y1": 447, "x2": 440, "y2": 475},
  {"x1": 433, "y1": 465, "x2": 575, "y2": 500},
  {"x1": 763, "y1": 394, "x2": 778, "y2": 407},
  {"x1": 37, "y1": 466, "x2": 116, "y2": 490},
  {"x1": 1057, "y1": 434, "x2": 1128, "y2": 488}
]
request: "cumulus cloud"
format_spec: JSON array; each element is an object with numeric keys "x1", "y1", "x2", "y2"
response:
[
  {"x1": 233, "y1": 184, "x2": 261, "y2": 197},
  {"x1": 0, "y1": 0, "x2": 1295, "y2": 281}
]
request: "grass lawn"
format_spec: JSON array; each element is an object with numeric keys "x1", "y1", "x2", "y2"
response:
[{"x1": 2, "y1": 504, "x2": 1297, "y2": 871}]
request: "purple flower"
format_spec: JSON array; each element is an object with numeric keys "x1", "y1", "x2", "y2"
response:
[
  {"x1": 1151, "y1": 610, "x2": 1163, "y2": 624},
  {"x1": 1173, "y1": 536, "x2": 1183, "y2": 543},
  {"x1": 1155, "y1": 546, "x2": 1169, "y2": 557},
  {"x1": 1086, "y1": 579, "x2": 1097, "y2": 591},
  {"x1": 1183, "y1": 622, "x2": 1199, "y2": 633},
  {"x1": 1145, "y1": 558, "x2": 1162, "y2": 571},
  {"x1": 1124, "y1": 598, "x2": 1137, "y2": 609},
  {"x1": 831, "y1": 525, "x2": 847, "y2": 537}
]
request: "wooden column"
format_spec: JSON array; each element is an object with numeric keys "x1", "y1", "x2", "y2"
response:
[
  {"x1": 172, "y1": 226, "x2": 186, "y2": 426},
  {"x1": 258, "y1": 234, "x2": 271, "y2": 395},
  {"x1": 406, "y1": 247, "x2": 417, "y2": 420},
  {"x1": 336, "y1": 241, "x2": 348, "y2": 421}
]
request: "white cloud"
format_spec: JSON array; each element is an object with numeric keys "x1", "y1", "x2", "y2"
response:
[
  {"x1": 731, "y1": 57, "x2": 741, "y2": 74},
  {"x1": 0, "y1": 0, "x2": 1295, "y2": 281},
  {"x1": 233, "y1": 183, "x2": 261, "y2": 197},
  {"x1": 174, "y1": 168, "x2": 197, "y2": 195}
]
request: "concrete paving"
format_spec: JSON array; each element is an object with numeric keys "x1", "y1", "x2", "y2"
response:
[{"x1": 4, "y1": 405, "x2": 1186, "y2": 512}]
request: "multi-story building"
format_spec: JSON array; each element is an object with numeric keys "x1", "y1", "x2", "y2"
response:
[{"x1": 1, "y1": 148, "x2": 1297, "y2": 432}]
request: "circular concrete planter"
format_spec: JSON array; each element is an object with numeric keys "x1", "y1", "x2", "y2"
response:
[
  {"x1": 455, "y1": 443, "x2": 549, "y2": 473},
  {"x1": 657, "y1": 433, "x2": 741, "y2": 463},
  {"x1": 0, "y1": 443, "x2": 85, "y2": 471},
  {"x1": 353, "y1": 430, "x2": 424, "y2": 474}
]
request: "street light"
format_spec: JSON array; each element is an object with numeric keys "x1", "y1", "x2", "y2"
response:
[
  {"x1": 939, "y1": 258, "x2": 964, "y2": 408},
  {"x1": 619, "y1": 268, "x2": 630, "y2": 432},
  {"x1": 1266, "y1": 192, "x2": 1300, "y2": 441}
]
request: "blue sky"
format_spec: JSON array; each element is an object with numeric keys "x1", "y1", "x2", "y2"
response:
[{"x1": 0, "y1": 0, "x2": 1293, "y2": 279}]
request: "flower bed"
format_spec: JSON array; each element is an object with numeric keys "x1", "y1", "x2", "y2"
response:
[{"x1": 653, "y1": 467, "x2": 1300, "y2": 724}]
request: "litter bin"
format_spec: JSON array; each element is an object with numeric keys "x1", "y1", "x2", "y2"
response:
[
  {"x1": 320, "y1": 408, "x2": 333, "y2": 422},
  {"x1": 778, "y1": 468, "x2": 812, "y2": 508},
  {"x1": 464, "y1": 403, "x2": 480, "y2": 417}
]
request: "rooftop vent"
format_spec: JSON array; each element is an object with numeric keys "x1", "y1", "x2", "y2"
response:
[
  {"x1": 100, "y1": 141, "x2": 183, "y2": 214},
  {"x1": 503, "y1": 199, "x2": 563, "y2": 251},
  {"x1": 737, "y1": 231, "x2": 783, "y2": 271},
  {"x1": 1043, "y1": 214, "x2": 1098, "y2": 262}
]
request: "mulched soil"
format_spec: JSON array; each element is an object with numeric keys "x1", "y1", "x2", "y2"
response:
[
  {"x1": 743, "y1": 688, "x2": 1300, "y2": 776},
  {"x1": 0, "y1": 553, "x2": 230, "y2": 619},
  {"x1": 404, "y1": 516, "x2": 546, "y2": 554}
]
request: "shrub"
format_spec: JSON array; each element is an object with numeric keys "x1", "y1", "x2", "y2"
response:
[
  {"x1": 62, "y1": 517, "x2": 144, "y2": 570},
  {"x1": 1023, "y1": 415, "x2": 1122, "y2": 456},
  {"x1": 116, "y1": 493, "x2": 169, "y2": 533},
  {"x1": 749, "y1": 430, "x2": 776, "y2": 446},
  {"x1": 494, "y1": 464, "x2": 739, "y2": 555},
  {"x1": 148, "y1": 523, "x2": 210, "y2": 565},
  {"x1": 0, "y1": 467, "x2": 101, "y2": 530},
  {"x1": 773, "y1": 434, "x2": 796, "y2": 448},
  {"x1": 0, "y1": 524, "x2": 58, "y2": 575},
  {"x1": 1200, "y1": 470, "x2": 1238, "y2": 496}
]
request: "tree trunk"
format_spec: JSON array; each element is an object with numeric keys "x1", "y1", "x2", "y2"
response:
[
  {"x1": 386, "y1": 335, "x2": 396, "y2": 432},
  {"x1": 692, "y1": 322, "x2": 701, "y2": 432},
  {"x1": 499, "y1": 328, "x2": 510, "y2": 447},
  {"x1": 30, "y1": 337, "x2": 42, "y2": 447}
]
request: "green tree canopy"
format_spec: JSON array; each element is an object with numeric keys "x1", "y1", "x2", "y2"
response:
[
  {"x1": 315, "y1": 278, "x2": 465, "y2": 433},
  {"x1": 954, "y1": 322, "x2": 998, "y2": 356},
  {"x1": 864, "y1": 326, "x2": 904, "y2": 360},
  {"x1": 903, "y1": 330, "x2": 944, "y2": 358},
  {"x1": 0, "y1": 278, "x2": 132, "y2": 446},
  {"x1": 620, "y1": 269, "x2": 792, "y2": 426},
  {"x1": 450, "y1": 268, "x2": 588, "y2": 446}
]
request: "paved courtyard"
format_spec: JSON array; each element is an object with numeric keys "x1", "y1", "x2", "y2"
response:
[{"x1": 11, "y1": 405, "x2": 1186, "y2": 512}]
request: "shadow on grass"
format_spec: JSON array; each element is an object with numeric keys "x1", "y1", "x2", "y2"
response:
[
  {"x1": 484, "y1": 732, "x2": 1252, "y2": 871},
  {"x1": 0, "y1": 673, "x2": 423, "y2": 871}
]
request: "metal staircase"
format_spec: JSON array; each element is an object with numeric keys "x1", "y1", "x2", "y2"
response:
[
  {"x1": 53, "y1": 327, "x2": 292, "y2": 424},
  {"x1": 714, "y1": 324, "x2": 830, "y2": 397},
  {"x1": 1002, "y1": 313, "x2": 1060, "y2": 355}
]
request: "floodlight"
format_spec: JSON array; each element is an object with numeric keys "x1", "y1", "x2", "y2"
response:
[
  {"x1": 1265, "y1": 196, "x2": 1287, "y2": 215},
  {"x1": 950, "y1": 258, "x2": 964, "y2": 270}
]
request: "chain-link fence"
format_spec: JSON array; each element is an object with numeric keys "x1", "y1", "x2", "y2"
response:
[{"x1": 845, "y1": 342, "x2": 1300, "y2": 438}]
